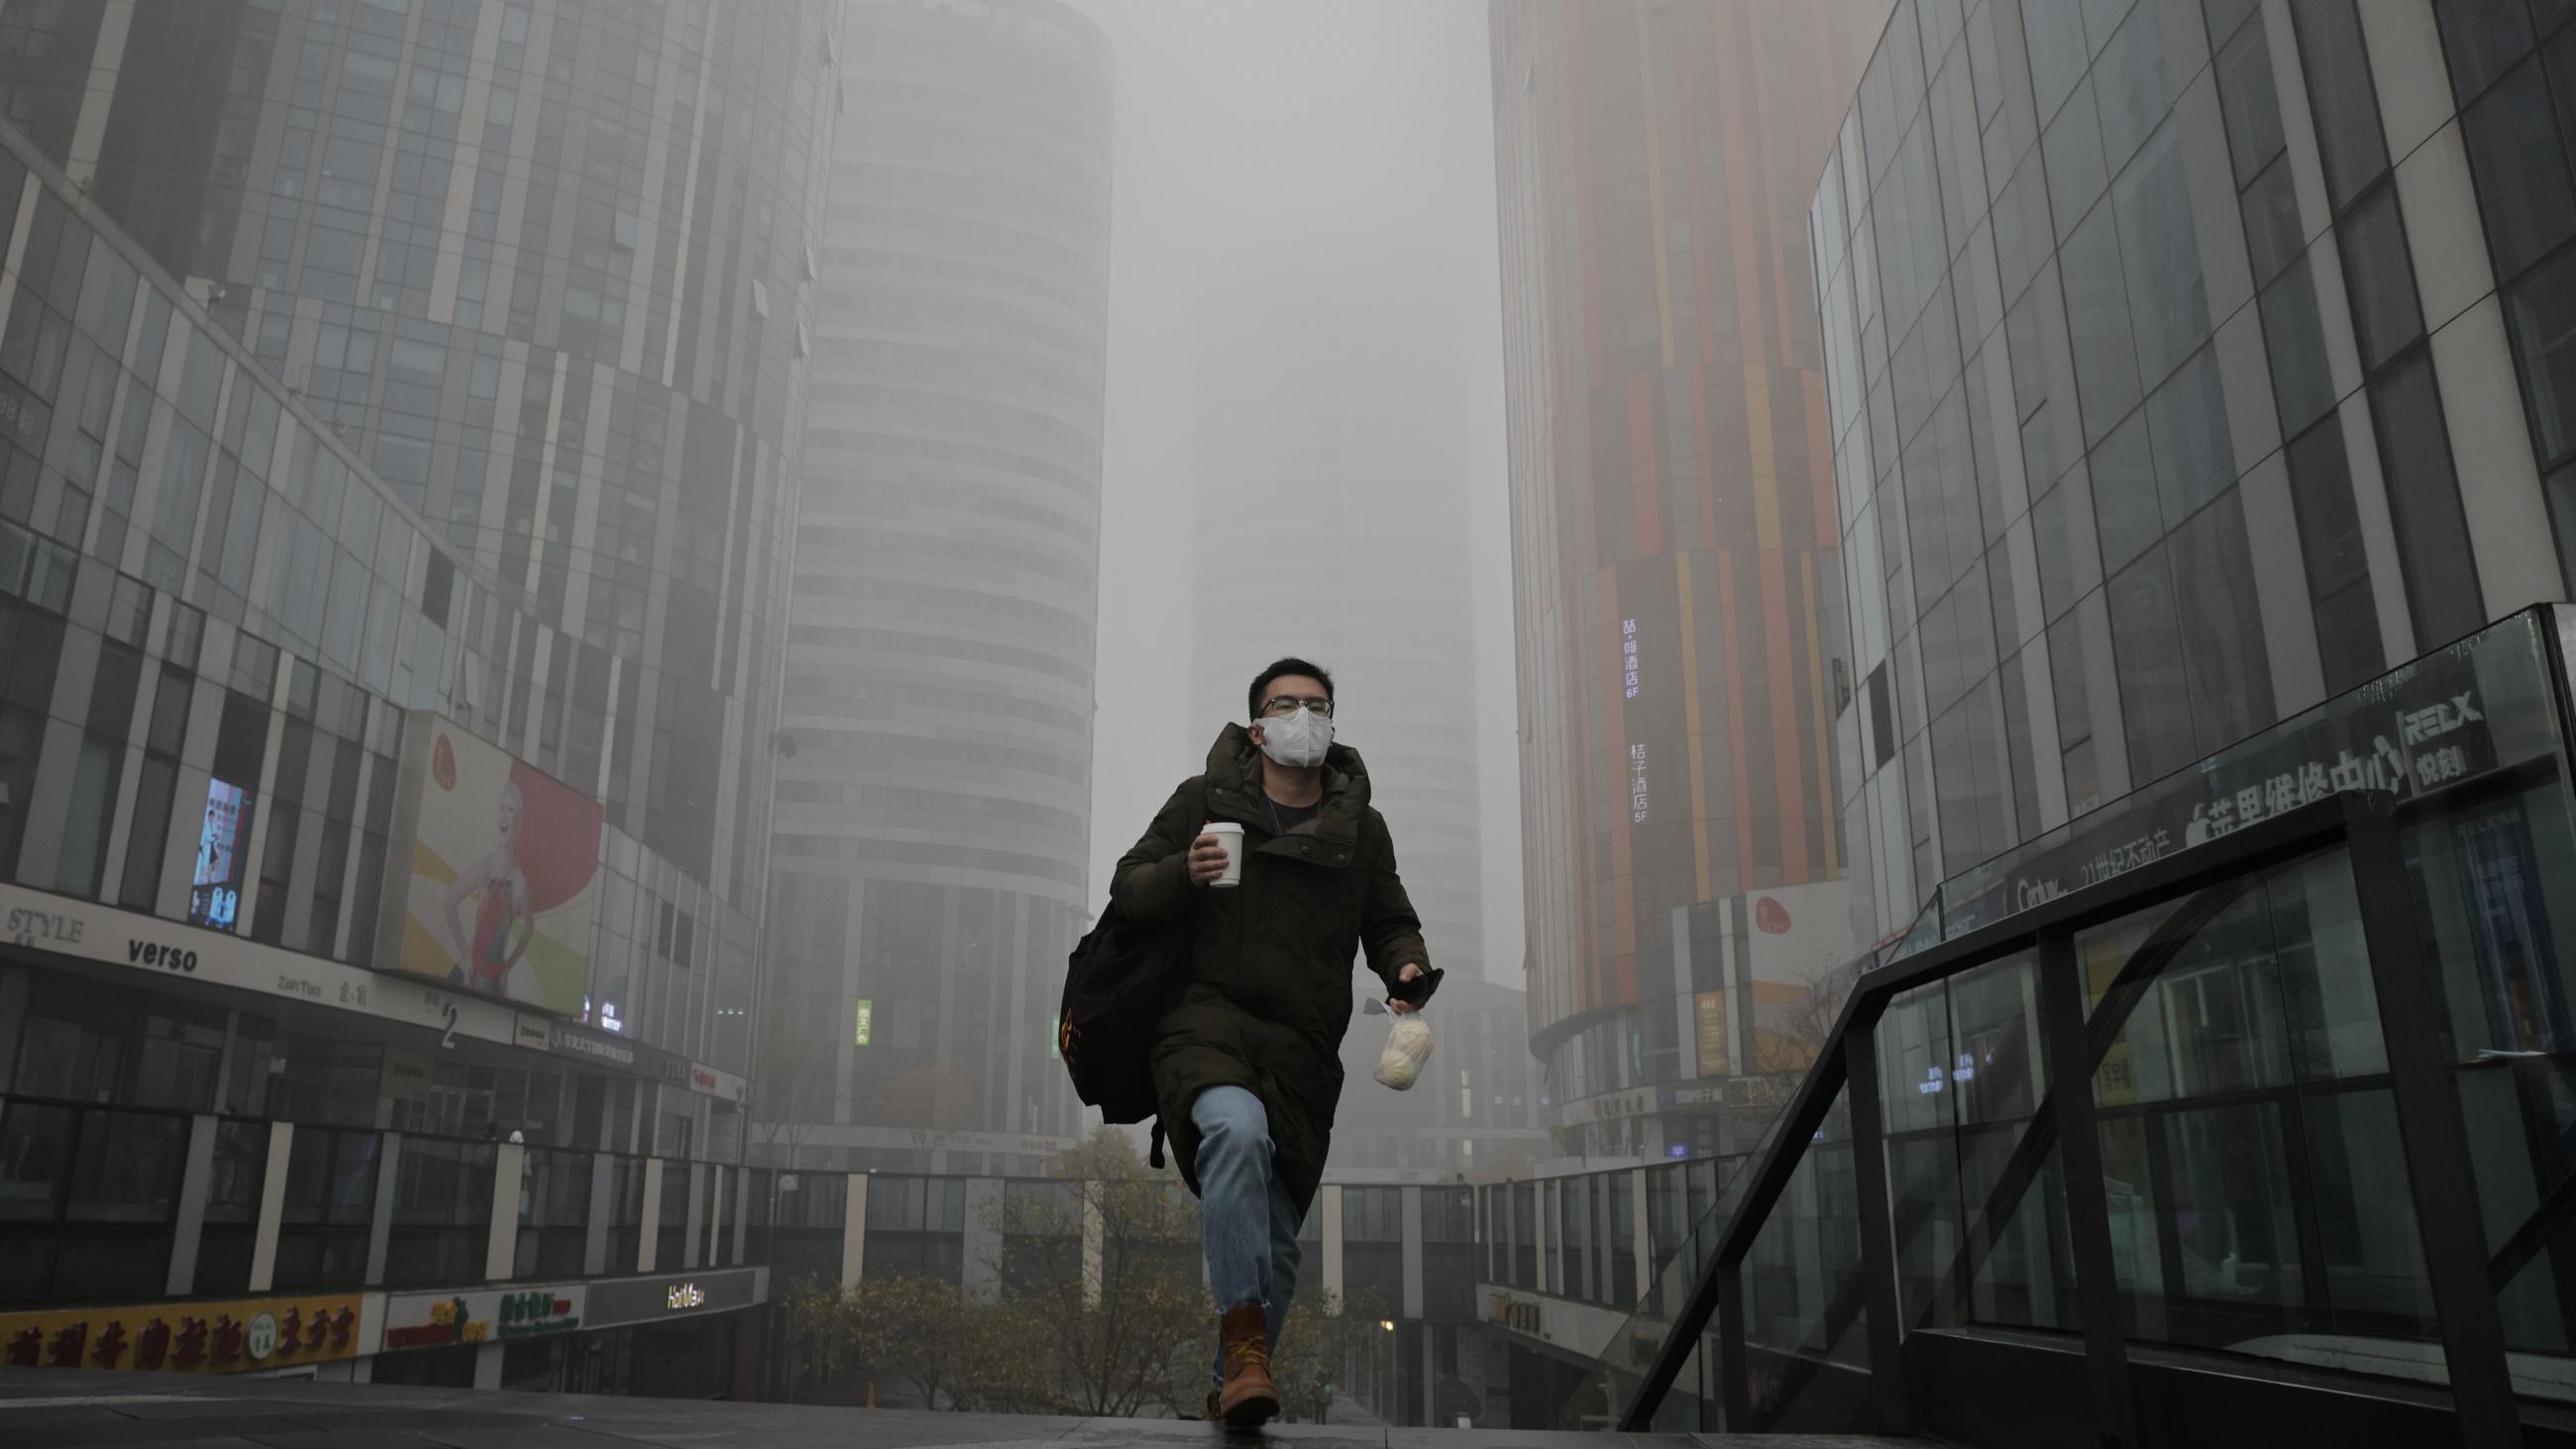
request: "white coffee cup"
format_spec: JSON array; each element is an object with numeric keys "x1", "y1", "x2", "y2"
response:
[{"x1": 1204, "y1": 822, "x2": 1244, "y2": 888}]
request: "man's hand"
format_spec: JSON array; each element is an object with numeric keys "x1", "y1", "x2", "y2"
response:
[
  {"x1": 1185, "y1": 833, "x2": 1231, "y2": 886},
  {"x1": 1389, "y1": 963, "x2": 1425, "y2": 1014}
]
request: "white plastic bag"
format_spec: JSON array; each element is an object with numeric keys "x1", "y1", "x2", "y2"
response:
[{"x1": 1374, "y1": 1014, "x2": 1434, "y2": 1090}]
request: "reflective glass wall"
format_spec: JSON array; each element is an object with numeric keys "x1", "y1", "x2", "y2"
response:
[{"x1": 1817, "y1": 0, "x2": 2576, "y2": 954}]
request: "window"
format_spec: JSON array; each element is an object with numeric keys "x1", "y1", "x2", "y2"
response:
[
  {"x1": 2093, "y1": 411, "x2": 2164, "y2": 575},
  {"x1": 2514, "y1": 245, "x2": 2576, "y2": 467},
  {"x1": 2260, "y1": 258, "x2": 2336, "y2": 436},
  {"x1": 2291, "y1": 0, "x2": 2392, "y2": 211},
  {"x1": 2285, "y1": 419, "x2": 2387, "y2": 693},
  {"x1": 2213, "y1": 14, "x2": 2289, "y2": 185},
  {"x1": 2107, "y1": 545, "x2": 2195, "y2": 783},
  {"x1": 2061, "y1": 198, "x2": 2141, "y2": 445},
  {"x1": 2368, "y1": 353, "x2": 2486, "y2": 646},
  {"x1": 2339, "y1": 185, "x2": 2424, "y2": 372},
  {"x1": 2169, "y1": 491, "x2": 2277, "y2": 753},
  {"x1": 2434, "y1": 0, "x2": 2540, "y2": 101},
  {"x1": 2458, "y1": 57, "x2": 2575, "y2": 279},
  {"x1": 57, "y1": 733, "x2": 119, "y2": 898}
]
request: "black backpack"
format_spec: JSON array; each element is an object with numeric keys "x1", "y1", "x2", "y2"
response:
[{"x1": 1058, "y1": 903, "x2": 1191, "y2": 1167}]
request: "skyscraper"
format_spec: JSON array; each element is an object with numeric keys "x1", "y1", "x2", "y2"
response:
[
  {"x1": 0, "y1": 0, "x2": 833, "y2": 1162},
  {"x1": 1816, "y1": 0, "x2": 2576, "y2": 942},
  {"x1": 1489, "y1": 1, "x2": 1885, "y2": 1161},
  {"x1": 1185, "y1": 244, "x2": 1486, "y2": 997},
  {"x1": 762, "y1": 0, "x2": 1113, "y2": 1175}
]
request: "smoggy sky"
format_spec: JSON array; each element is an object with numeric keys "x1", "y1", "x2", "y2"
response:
[{"x1": 1075, "y1": 0, "x2": 1524, "y2": 985}]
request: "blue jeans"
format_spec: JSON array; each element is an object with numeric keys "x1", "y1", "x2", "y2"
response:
[{"x1": 1191, "y1": 1084, "x2": 1304, "y2": 1387}]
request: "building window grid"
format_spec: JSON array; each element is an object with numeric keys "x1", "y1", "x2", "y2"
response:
[{"x1": 2432, "y1": 0, "x2": 2576, "y2": 593}]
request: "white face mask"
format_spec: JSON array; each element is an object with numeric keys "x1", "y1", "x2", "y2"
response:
[{"x1": 1255, "y1": 707, "x2": 1334, "y2": 767}]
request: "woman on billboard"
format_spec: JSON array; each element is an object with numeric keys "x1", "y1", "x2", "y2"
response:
[{"x1": 441, "y1": 779, "x2": 534, "y2": 993}]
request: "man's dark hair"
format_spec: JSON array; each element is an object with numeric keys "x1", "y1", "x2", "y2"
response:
[{"x1": 1247, "y1": 657, "x2": 1335, "y2": 719}]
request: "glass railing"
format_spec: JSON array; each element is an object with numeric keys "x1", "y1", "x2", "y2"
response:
[
  {"x1": 1616, "y1": 605, "x2": 2576, "y2": 1444},
  {"x1": 1547, "y1": 1118, "x2": 1776, "y2": 1429}
]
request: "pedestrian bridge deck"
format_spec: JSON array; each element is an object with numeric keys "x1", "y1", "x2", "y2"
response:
[{"x1": 0, "y1": 1368, "x2": 1915, "y2": 1447}]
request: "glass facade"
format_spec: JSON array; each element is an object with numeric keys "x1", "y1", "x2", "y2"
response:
[
  {"x1": 760, "y1": 0, "x2": 1112, "y2": 1174},
  {"x1": 1606, "y1": 609, "x2": 2576, "y2": 1436},
  {"x1": 1490, "y1": 1, "x2": 1887, "y2": 1159},
  {"x1": 0, "y1": 0, "x2": 835, "y2": 1158},
  {"x1": 1819, "y1": 0, "x2": 2576, "y2": 950}
]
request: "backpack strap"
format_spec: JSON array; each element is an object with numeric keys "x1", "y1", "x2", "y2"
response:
[{"x1": 1147, "y1": 1118, "x2": 1167, "y2": 1170}]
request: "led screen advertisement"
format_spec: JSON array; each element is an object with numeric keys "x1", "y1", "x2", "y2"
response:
[
  {"x1": 379, "y1": 714, "x2": 603, "y2": 1014},
  {"x1": 188, "y1": 779, "x2": 254, "y2": 931}
]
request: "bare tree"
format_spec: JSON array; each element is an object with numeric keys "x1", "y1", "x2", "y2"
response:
[
  {"x1": 1750, "y1": 961, "x2": 1858, "y2": 1077},
  {"x1": 980, "y1": 1125, "x2": 1208, "y2": 1416},
  {"x1": 748, "y1": 989, "x2": 826, "y2": 1170},
  {"x1": 1271, "y1": 1284, "x2": 1393, "y2": 1424}
]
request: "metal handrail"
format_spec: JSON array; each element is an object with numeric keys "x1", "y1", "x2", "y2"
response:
[{"x1": 1616, "y1": 788, "x2": 2504, "y2": 1433}]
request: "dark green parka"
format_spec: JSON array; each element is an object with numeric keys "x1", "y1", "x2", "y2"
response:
[{"x1": 1111, "y1": 724, "x2": 1430, "y2": 1218}]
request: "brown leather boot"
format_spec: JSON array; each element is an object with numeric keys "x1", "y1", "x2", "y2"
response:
[{"x1": 1217, "y1": 1303, "x2": 1279, "y2": 1426}]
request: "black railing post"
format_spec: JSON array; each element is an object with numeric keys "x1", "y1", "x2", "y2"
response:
[
  {"x1": 1841, "y1": 1007, "x2": 1912, "y2": 1435},
  {"x1": 2345, "y1": 792, "x2": 2523, "y2": 1448},
  {"x1": 1716, "y1": 1255, "x2": 1750, "y2": 1429},
  {"x1": 2037, "y1": 927, "x2": 2136, "y2": 1448}
]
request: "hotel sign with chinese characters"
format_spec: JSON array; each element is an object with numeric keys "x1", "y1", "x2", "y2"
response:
[
  {"x1": 1938, "y1": 621, "x2": 2550, "y2": 942},
  {"x1": 0, "y1": 1294, "x2": 361, "y2": 1375}
]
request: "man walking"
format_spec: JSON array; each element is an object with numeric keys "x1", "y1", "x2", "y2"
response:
[{"x1": 1112, "y1": 658, "x2": 1433, "y2": 1426}]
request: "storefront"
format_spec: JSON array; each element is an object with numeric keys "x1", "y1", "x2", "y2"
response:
[
  {"x1": 365, "y1": 1267, "x2": 766, "y2": 1399},
  {"x1": 0, "y1": 1292, "x2": 365, "y2": 1377}
]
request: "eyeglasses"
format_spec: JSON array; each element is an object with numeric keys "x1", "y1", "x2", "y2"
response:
[{"x1": 1258, "y1": 696, "x2": 1334, "y2": 719}]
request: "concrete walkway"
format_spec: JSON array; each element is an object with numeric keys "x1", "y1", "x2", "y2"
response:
[{"x1": 0, "y1": 1367, "x2": 1912, "y2": 1447}]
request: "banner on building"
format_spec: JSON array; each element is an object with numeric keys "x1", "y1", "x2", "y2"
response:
[
  {"x1": 0, "y1": 1294, "x2": 362, "y2": 1375},
  {"x1": 381, "y1": 714, "x2": 603, "y2": 1015}
]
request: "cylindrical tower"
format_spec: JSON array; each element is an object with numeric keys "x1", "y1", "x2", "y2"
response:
[
  {"x1": 1489, "y1": 0, "x2": 1885, "y2": 1160},
  {"x1": 764, "y1": 0, "x2": 1114, "y2": 1173}
]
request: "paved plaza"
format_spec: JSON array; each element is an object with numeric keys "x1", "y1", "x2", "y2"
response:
[{"x1": 0, "y1": 1368, "x2": 1916, "y2": 1448}]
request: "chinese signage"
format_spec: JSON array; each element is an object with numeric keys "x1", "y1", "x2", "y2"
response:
[
  {"x1": 1694, "y1": 991, "x2": 1728, "y2": 1075},
  {"x1": 854, "y1": 998, "x2": 872, "y2": 1046},
  {"x1": 0, "y1": 1295, "x2": 360, "y2": 1375},
  {"x1": 1937, "y1": 621, "x2": 2554, "y2": 943},
  {"x1": 1628, "y1": 743, "x2": 1650, "y2": 824},
  {"x1": 381, "y1": 1287, "x2": 584, "y2": 1351},
  {"x1": 1489, "y1": 1292, "x2": 1543, "y2": 1335},
  {"x1": 1621, "y1": 617, "x2": 1640, "y2": 699},
  {"x1": 187, "y1": 779, "x2": 253, "y2": 932}
]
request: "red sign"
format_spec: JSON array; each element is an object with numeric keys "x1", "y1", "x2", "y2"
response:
[{"x1": 1755, "y1": 896, "x2": 1791, "y2": 934}]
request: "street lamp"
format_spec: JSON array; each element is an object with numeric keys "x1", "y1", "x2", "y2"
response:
[{"x1": 1378, "y1": 1319, "x2": 1397, "y2": 1425}]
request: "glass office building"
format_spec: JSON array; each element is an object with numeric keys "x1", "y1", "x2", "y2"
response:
[
  {"x1": 1489, "y1": 0, "x2": 1885, "y2": 1161},
  {"x1": 1776, "y1": 0, "x2": 2576, "y2": 1428},
  {"x1": 762, "y1": 0, "x2": 1113, "y2": 1175},
  {"x1": 1816, "y1": 0, "x2": 2576, "y2": 946},
  {"x1": 0, "y1": 0, "x2": 834, "y2": 1251}
]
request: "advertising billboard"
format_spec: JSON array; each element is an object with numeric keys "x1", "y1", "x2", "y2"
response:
[
  {"x1": 188, "y1": 779, "x2": 254, "y2": 931},
  {"x1": 381, "y1": 715, "x2": 602, "y2": 1015}
]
